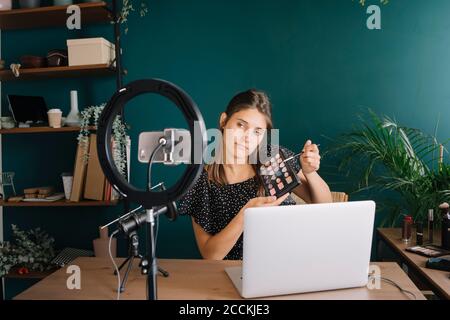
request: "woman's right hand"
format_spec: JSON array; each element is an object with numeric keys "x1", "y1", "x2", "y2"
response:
[{"x1": 244, "y1": 193, "x2": 290, "y2": 210}]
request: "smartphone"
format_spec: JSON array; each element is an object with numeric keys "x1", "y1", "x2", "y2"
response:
[{"x1": 138, "y1": 128, "x2": 191, "y2": 165}]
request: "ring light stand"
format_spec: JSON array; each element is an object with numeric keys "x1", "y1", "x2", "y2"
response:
[{"x1": 97, "y1": 79, "x2": 207, "y2": 300}]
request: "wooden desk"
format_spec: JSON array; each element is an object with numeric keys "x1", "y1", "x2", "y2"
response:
[
  {"x1": 377, "y1": 228, "x2": 450, "y2": 300},
  {"x1": 14, "y1": 258, "x2": 424, "y2": 300}
]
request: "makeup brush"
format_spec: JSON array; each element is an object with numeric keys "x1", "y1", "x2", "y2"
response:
[{"x1": 284, "y1": 144, "x2": 320, "y2": 162}]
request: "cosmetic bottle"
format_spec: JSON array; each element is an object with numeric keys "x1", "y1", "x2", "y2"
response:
[
  {"x1": 428, "y1": 209, "x2": 434, "y2": 244},
  {"x1": 416, "y1": 221, "x2": 423, "y2": 245},
  {"x1": 440, "y1": 203, "x2": 450, "y2": 250}
]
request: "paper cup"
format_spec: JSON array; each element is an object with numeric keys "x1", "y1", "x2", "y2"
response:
[
  {"x1": 48, "y1": 109, "x2": 62, "y2": 128},
  {"x1": 61, "y1": 173, "x2": 73, "y2": 200}
]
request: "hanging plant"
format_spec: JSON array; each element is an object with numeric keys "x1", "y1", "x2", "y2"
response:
[
  {"x1": 117, "y1": 0, "x2": 149, "y2": 34},
  {"x1": 77, "y1": 103, "x2": 128, "y2": 177}
]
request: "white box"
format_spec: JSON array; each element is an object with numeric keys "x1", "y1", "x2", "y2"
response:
[{"x1": 67, "y1": 37, "x2": 116, "y2": 67}]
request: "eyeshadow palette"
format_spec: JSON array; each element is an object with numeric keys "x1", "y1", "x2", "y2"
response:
[
  {"x1": 258, "y1": 149, "x2": 301, "y2": 198},
  {"x1": 406, "y1": 245, "x2": 450, "y2": 258}
]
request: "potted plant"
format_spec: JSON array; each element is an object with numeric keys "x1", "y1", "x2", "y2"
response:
[
  {"x1": 78, "y1": 103, "x2": 128, "y2": 176},
  {"x1": 326, "y1": 110, "x2": 450, "y2": 226},
  {"x1": 0, "y1": 225, "x2": 56, "y2": 277}
]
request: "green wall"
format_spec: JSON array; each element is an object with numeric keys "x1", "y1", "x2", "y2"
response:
[{"x1": 2, "y1": 0, "x2": 450, "y2": 298}]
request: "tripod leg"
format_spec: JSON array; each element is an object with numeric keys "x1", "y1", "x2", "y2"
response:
[
  {"x1": 119, "y1": 256, "x2": 134, "y2": 293},
  {"x1": 138, "y1": 253, "x2": 168, "y2": 277},
  {"x1": 158, "y1": 267, "x2": 169, "y2": 277},
  {"x1": 115, "y1": 256, "x2": 131, "y2": 274}
]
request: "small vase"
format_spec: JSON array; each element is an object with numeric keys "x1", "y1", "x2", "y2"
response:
[
  {"x1": 0, "y1": 0, "x2": 12, "y2": 10},
  {"x1": 65, "y1": 90, "x2": 81, "y2": 127}
]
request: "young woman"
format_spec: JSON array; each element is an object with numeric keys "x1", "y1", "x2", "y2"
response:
[{"x1": 179, "y1": 89, "x2": 332, "y2": 260}]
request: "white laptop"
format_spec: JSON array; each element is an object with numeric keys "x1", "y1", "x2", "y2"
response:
[{"x1": 225, "y1": 201, "x2": 376, "y2": 298}]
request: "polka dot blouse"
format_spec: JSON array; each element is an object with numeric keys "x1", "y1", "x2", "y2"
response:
[{"x1": 178, "y1": 145, "x2": 302, "y2": 260}]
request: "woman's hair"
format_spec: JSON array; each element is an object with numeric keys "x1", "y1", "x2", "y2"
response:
[{"x1": 206, "y1": 89, "x2": 273, "y2": 196}]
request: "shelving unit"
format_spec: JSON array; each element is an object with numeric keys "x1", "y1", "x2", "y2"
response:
[
  {"x1": 0, "y1": 64, "x2": 115, "y2": 81},
  {"x1": 0, "y1": 126, "x2": 96, "y2": 134},
  {"x1": 0, "y1": 1, "x2": 126, "y2": 295},
  {"x1": 0, "y1": 1, "x2": 111, "y2": 30},
  {"x1": 0, "y1": 199, "x2": 118, "y2": 207}
]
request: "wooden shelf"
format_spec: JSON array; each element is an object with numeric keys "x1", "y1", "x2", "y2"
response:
[
  {"x1": 0, "y1": 64, "x2": 115, "y2": 81},
  {"x1": 0, "y1": 126, "x2": 96, "y2": 134},
  {"x1": 4, "y1": 267, "x2": 58, "y2": 279},
  {"x1": 0, "y1": 199, "x2": 119, "y2": 207},
  {"x1": 0, "y1": 2, "x2": 112, "y2": 30}
]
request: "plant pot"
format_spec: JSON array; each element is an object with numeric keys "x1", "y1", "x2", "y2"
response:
[
  {"x1": 19, "y1": 0, "x2": 41, "y2": 8},
  {"x1": 0, "y1": 0, "x2": 12, "y2": 11}
]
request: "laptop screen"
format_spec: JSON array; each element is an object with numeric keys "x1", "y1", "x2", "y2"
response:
[{"x1": 7, "y1": 95, "x2": 48, "y2": 124}]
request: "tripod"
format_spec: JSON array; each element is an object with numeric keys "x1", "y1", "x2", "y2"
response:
[{"x1": 114, "y1": 230, "x2": 169, "y2": 293}]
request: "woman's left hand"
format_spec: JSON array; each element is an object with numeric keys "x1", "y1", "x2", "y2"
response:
[{"x1": 299, "y1": 140, "x2": 321, "y2": 175}]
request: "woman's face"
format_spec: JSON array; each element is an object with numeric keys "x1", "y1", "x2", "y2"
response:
[{"x1": 220, "y1": 108, "x2": 268, "y2": 164}]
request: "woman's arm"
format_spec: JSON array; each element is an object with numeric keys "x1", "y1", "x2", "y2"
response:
[
  {"x1": 293, "y1": 170, "x2": 332, "y2": 203},
  {"x1": 191, "y1": 210, "x2": 244, "y2": 260},
  {"x1": 191, "y1": 194, "x2": 289, "y2": 260},
  {"x1": 292, "y1": 140, "x2": 332, "y2": 204}
]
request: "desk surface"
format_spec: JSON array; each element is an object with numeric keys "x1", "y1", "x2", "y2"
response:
[
  {"x1": 378, "y1": 228, "x2": 450, "y2": 300},
  {"x1": 14, "y1": 258, "x2": 424, "y2": 300}
]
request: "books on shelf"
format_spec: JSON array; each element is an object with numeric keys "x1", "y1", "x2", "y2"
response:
[
  {"x1": 71, "y1": 134, "x2": 130, "y2": 202},
  {"x1": 83, "y1": 134, "x2": 106, "y2": 201},
  {"x1": 70, "y1": 136, "x2": 90, "y2": 202}
]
